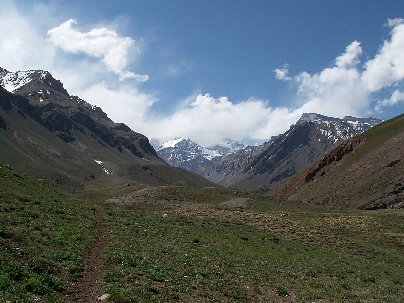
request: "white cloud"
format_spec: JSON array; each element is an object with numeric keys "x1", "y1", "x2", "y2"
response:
[
  {"x1": 274, "y1": 64, "x2": 292, "y2": 81},
  {"x1": 0, "y1": 1, "x2": 55, "y2": 72},
  {"x1": 135, "y1": 94, "x2": 302, "y2": 146},
  {"x1": 375, "y1": 89, "x2": 404, "y2": 111},
  {"x1": 78, "y1": 82, "x2": 156, "y2": 123},
  {"x1": 335, "y1": 40, "x2": 362, "y2": 68},
  {"x1": 278, "y1": 21, "x2": 404, "y2": 121},
  {"x1": 387, "y1": 18, "x2": 404, "y2": 28},
  {"x1": 47, "y1": 19, "x2": 148, "y2": 81},
  {"x1": 294, "y1": 63, "x2": 367, "y2": 116},
  {"x1": 362, "y1": 21, "x2": 404, "y2": 91}
]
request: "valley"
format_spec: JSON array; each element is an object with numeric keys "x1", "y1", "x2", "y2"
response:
[
  {"x1": 1, "y1": 165, "x2": 403, "y2": 302},
  {"x1": 0, "y1": 68, "x2": 403, "y2": 302}
]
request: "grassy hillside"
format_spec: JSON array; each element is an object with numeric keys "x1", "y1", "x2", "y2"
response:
[
  {"x1": 0, "y1": 91, "x2": 214, "y2": 189},
  {"x1": 1, "y1": 164, "x2": 403, "y2": 302},
  {"x1": 274, "y1": 114, "x2": 404, "y2": 209}
]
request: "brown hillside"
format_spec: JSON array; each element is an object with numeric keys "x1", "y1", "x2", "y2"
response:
[{"x1": 274, "y1": 114, "x2": 404, "y2": 209}]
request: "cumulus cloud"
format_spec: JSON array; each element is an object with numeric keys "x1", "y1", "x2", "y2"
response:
[
  {"x1": 387, "y1": 18, "x2": 404, "y2": 27},
  {"x1": 135, "y1": 94, "x2": 301, "y2": 146},
  {"x1": 294, "y1": 62, "x2": 367, "y2": 116},
  {"x1": 0, "y1": 1, "x2": 55, "y2": 72},
  {"x1": 272, "y1": 21, "x2": 404, "y2": 125},
  {"x1": 48, "y1": 19, "x2": 148, "y2": 81},
  {"x1": 78, "y1": 82, "x2": 156, "y2": 123},
  {"x1": 335, "y1": 40, "x2": 362, "y2": 68},
  {"x1": 144, "y1": 94, "x2": 276, "y2": 145},
  {"x1": 375, "y1": 90, "x2": 404, "y2": 111},
  {"x1": 362, "y1": 20, "x2": 404, "y2": 91},
  {"x1": 274, "y1": 64, "x2": 292, "y2": 81}
]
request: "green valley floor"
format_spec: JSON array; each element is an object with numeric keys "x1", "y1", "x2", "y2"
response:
[{"x1": 0, "y1": 165, "x2": 403, "y2": 302}]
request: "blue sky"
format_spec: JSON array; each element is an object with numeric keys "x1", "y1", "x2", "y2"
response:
[{"x1": 1, "y1": 0, "x2": 404, "y2": 145}]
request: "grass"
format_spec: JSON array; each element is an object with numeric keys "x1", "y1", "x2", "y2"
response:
[
  {"x1": 0, "y1": 163, "x2": 96, "y2": 302},
  {"x1": 1, "y1": 163, "x2": 403, "y2": 302},
  {"x1": 343, "y1": 113, "x2": 404, "y2": 167},
  {"x1": 102, "y1": 189, "x2": 404, "y2": 302}
]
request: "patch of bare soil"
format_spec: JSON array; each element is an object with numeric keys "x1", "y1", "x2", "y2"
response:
[
  {"x1": 106, "y1": 186, "x2": 165, "y2": 206},
  {"x1": 220, "y1": 198, "x2": 248, "y2": 209},
  {"x1": 64, "y1": 210, "x2": 108, "y2": 302}
]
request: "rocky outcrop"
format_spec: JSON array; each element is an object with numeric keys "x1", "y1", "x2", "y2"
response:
[{"x1": 304, "y1": 137, "x2": 366, "y2": 182}]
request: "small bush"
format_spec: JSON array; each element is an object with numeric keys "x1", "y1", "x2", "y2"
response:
[
  {"x1": 0, "y1": 273, "x2": 11, "y2": 290},
  {"x1": 0, "y1": 261, "x2": 29, "y2": 281},
  {"x1": 25, "y1": 276, "x2": 51, "y2": 295},
  {"x1": 276, "y1": 287, "x2": 289, "y2": 296}
]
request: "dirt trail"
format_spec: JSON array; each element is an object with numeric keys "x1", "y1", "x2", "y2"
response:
[{"x1": 64, "y1": 210, "x2": 108, "y2": 302}]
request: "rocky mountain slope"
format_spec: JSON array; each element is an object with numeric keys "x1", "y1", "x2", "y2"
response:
[
  {"x1": 157, "y1": 113, "x2": 381, "y2": 189},
  {"x1": 0, "y1": 68, "x2": 213, "y2": 187},
  {"x1": 274, "y1": 114, "x2": 404, "y2": 209},
  {"x1": 211, "y1": 113, "x2": 381, "y2": 189}
]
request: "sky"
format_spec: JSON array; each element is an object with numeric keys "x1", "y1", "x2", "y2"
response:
[{"x1": 1, "y1": 0, "x2": 404, "y2": 146}]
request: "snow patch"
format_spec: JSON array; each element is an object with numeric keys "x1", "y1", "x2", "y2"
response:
[
  {"x1": 0, "y1": 70, "x2": 36, "y2": 92},
  {"x1": 160, "y1": 137, "x2": 187, "y2": 149},
  {"x1": 94, "y1": 159, "x2": 111, "y2": 174}
]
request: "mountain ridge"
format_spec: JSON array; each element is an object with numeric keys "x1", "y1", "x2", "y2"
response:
[
  {"x1": 0, "y1": 68, "x2": 213, "y2": 188},
  {"x1": 273, "y1": 114, "x2": 404, "y2": 209},
  {"x1": 156, "y1": 113, "x2": 382, "y2": 189}
]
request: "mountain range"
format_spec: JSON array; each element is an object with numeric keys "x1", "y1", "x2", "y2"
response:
[
  {"x1": 156, "y1": 113, "x2": 381, "y2": 189},
  {"x1": 1, "y1": 67, "x2": 399, "y2": 207}
]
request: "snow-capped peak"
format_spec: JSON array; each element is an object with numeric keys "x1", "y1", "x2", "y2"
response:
[
  {"x1": 0, "y1": 68, "x2": 68, "y2": 96},
  {"x1": 155, "y1": 137, "x2": 246, "y2": 162},
  {"x1": 0, "y1": 70, "x2": 37, "y2": 93},
  {"x1": 207, "y1": 138, "x2": 246, "y2": 155},
  {"x1": 296, "y1": 113, "x2": 335, "y2": 125},
  {"x1": 160, "y1": 137, "x2": 189, "y2": 149}
]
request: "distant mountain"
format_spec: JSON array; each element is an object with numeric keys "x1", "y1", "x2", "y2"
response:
[
  {"x1": 0, "y1": 68, "x2": 213, "y2": 187},
  {"x1": 154, "y1": 137, "x2": 245, "y2": 175},
  {"x1": 155, "y1": 113, "x2": 381, "y2": 189},
  {"x1": 208, "y1": 113, "x2": 382, "y2": 189},
  {"x1": 274, "y1": 114, "x2": 404, "y2": 209}
]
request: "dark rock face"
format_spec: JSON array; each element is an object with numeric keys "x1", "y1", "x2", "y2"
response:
[
  {"x1": 0, "y1": 96, "x2": 12, "y2": 111},
  {"x1": 114, "y1": 123, "x2": 131, "y2": 132},
  {"x1": 57, "y1": 131, "x2": 76, "y2": 143},
  {"x1": 0, "y1": 115, "x2": 7, "y2": 130},
  {"x1": 39, "y1": 71, "x2": 69, "y2": 95},
  {"x1": 41, "y1": 109, "x2": 74, "y2": 132}
]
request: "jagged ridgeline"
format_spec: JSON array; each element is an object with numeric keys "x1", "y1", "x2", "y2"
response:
[
  {"x1": 0, "y1": 68, "x2": 213, "y2": 187},
  {"x1": 273, "y1": 114, "x2": 404, "y2": 209},
  {"x1": 156, "y1": 113, "x2": 381, "y2": 189}
]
